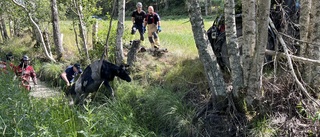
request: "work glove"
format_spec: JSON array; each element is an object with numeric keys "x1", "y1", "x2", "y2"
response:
[
  {"x1": 131, "y1": 24, "x2": 137, "y2": 35},
  {"x1": 157, "y1": 26, "x2": 162, "y2": 33}
]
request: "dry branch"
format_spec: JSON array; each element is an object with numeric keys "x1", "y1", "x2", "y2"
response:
[
  {"x1": 265, "y1": 49, "x2": 320, "y2": 65},
  {"x1": 269, "y1": 17, "x2": 320, "y2": 107}
]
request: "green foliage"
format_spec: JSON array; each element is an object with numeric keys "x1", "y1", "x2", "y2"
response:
[
  {"x1": 0, "y1": 73, "x2": 155, "y2": 136},
  {"x1": 89, "y1": 21, "x2": 118, "y2": 62},
  {"x1": 38, "y1": 63, "x2": 64, "y2": 87},
  {"x1": 115, "y1": 82, "x2": 196, "y2": 136},
  {"x1": 249, "y1": 116, "x2": 277, "y2": 137},
  {"x1": 164, "y1": 59, "x2": 207, "y2": 91}
]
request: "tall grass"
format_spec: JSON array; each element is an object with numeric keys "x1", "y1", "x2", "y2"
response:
[{"x1": 0, "y1": 17, "x2": 216, "y2": 136}]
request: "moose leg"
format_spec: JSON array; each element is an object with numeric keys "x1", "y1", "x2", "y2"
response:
[{"x1": 103, "y1": 81, "x2": 114, "y2": 99}]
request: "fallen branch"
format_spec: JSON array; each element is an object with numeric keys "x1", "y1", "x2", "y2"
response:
[
  {"x1": 265, "y1": 49, "x2": 320, "y2": 65},
  {"x1": 269, "y1": 17, "x2": 320, "y2": 107},
  {"x1": 279, "y1": 32, "x2": 320, "y2": 46}
]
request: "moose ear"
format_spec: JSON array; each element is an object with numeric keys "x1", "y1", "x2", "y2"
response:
[
  {"x1": 119, "y1": 64, "x2": 125, "y2": 70},
  {"x1": 125, "y1": 64, "x2": 130, "y2": 68},
  {"x1": 119, "y1": 64, "x2": 130, "y2": 70}
]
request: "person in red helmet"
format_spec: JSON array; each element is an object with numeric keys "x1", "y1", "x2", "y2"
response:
[{"x1": 14, "y1": 55, "x2": 38, "y2": 91}]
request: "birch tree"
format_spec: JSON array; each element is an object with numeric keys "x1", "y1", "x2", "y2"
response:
[
  {"x1": 188, "y1": 0, "x2": 272, "y2": 111},
  {"x1": 187, "y1": 0, "x2": 227, "y2": 109},
  {"x1": 299, "y1": 0, "x2": 312, "y2": 84},
  {"x1": 12, "y1": 0, "x2": 56, "y2": 62},
  {"x1": 307, "y1": 0, "x2": 320, "y2": 87},
  {"x1": 115, "y1": 0, "x2": 125, "y2": 65},
  {"x1": 224, "y1": 0, "x2": 243, "y2": 98},
  {"x1": 72, "y1": 0, "x2": 90, "y2": 63},
  {"x1": 241, "y1": 0, "x2": 256, "y2": 87},
  {"x1": 51, "y1": 0, "x2": 64, "y2": 61}
]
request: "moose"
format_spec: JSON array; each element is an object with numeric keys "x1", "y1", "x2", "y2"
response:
[{"x1": 67, "y1": 60, "x2": 132, "y2": 104}]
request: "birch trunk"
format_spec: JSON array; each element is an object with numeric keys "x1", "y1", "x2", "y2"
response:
[
  {"x1": 51, "y1": 0, "x2": 64, "y2": 61},
  {"x1": 247, "y1": 0, "x2": 271, "y2": 107},
  {"x1": 12, "y1": 0, "x2": 56, "y2": 62},
  {"x1": 299, "y1": 0, "x2": 312, "y2": 83},
  {"x1": 115, "y1": 0, "x2": 125, "y2": 65},
  {"x1": 92, "y1": 20, "x2": 98, "y2": 49},
  {"x1": 75, "y1": 0, "x2": 90, "y2": 62},
  {"x1": 187, "y1": 0, "x2": 227, "y2": 109},
  {"x1": 224, "y1": 0, "x2": 243, "y2": 96},
  {"x1": 9, "y1": 20, "x2": 14, "y2": 37},
  {"x1": 308, "y1": 0, "x2": 320, "y2": 87},
  {"x1": 73, "y1": 20, "x2": 81, "y2": 54},
  {"x1": 0, "y1": 15, "x2": 9, "y2": 40},
  {"x1": 241, "y1": 0, "x2": 256, "y2": 87}
]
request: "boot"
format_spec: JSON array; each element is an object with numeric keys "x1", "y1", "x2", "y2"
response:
[
  {"x1": 150, "y1": 43, "x2": 155, "y2": 50},
  {"x1": 154, "y1": 38, "x2": 160, "y2": 48}
]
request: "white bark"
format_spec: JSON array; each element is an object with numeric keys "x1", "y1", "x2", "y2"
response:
[
  {"x1": 269, "y1": 18, "x2": 320, "y2": 107},
  {"x1": 74, "y1": 0, "x2": 90, "y2": 62},
  {"x1": 115, "y1": 0, "x2": 125, "y2": 65},
  {"x1": 92, "y1": 20, "x2": 98, "y2": 49},
  {"x1": 224, "y1": 0, "x2": 243, "y2": 96},
  {"x1": 12, "y1": 0, "x2": 56, "y2": 62},
  {"x1": 187, "y1": 0, "x2": 227, "y2": 102},
  {"x1": 247, "y1": 0, "x2": 270, "y2": 105},
  {"x1": 308, "y1": 0, "x2": 320, "y2": 86},
  {"x1": 299, "y1": 0, "x2": 312, "y2": 56},
  {"x1": 51, "y1": 0, "x2": 64, "y2": 60},
  {"x1": 241, "y1": 0, "x2": 256, "y2": 86}
]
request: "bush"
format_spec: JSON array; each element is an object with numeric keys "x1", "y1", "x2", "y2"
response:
[{"x1": 38, "y1": 63, "x2": 64, "y2": 87}]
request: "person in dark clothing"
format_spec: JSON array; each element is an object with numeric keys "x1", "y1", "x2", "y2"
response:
[
  {"x1": 61, "y1": 63, "x2": 82, "y2": 87},
  {"x1": 131, "y1": 2, "x2": 146, "y2": 42}
]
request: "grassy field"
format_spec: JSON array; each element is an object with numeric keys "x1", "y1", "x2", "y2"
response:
[{"x1": 0, "y1": 17, "x2": 216, "y2": 136}]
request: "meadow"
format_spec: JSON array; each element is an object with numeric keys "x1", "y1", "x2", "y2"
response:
[{"x1": 0, "y1": 17, "x2": 216, "y2": 136}]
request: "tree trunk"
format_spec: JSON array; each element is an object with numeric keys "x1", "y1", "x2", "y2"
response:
[
  {"x1": 205, "y1": 0, "x2": 208, "y2": 16},
  {"x1": 115, "y1": 0, "x2": 125, "y2": 65},
  {"x1": 127, "y1": 40, "x2": 141, "y2": 66},
  {"x1": 164, "y1": 0, "x2": 169, "y2": 10},
  {"x1": 299, "y1": 0, "x2": 312, "y2": 83},
  {"x1": 73, "y1": 20, "x2": 81, "y2": 55},
  {"x1": 51, "y1": 0, "x2": 64, "y2": 61},
  {"x1": 247, "y1": 0, "x2": 271, "y2": 108},
  {"x1": 13, "y1": 18, "x2": 21, "y2": 37},
  {"x1": 241, "y1": 0, "x2": 256, "y2": 87},
  {"x1": 308, "y1": 0, "x2": 320, "y2": 87},
  {"x1": 74, "y1": 0, "x2": 90, "y2": 63},
  {"x1": 43, "y1": 28, "x2": 53, "y2": 58},
  {"x1": 0, "y1": 20, "x2": 4, "y2": 41},
  {"x1": 9, "y1": 19, "x2": 14, "y2": 37},
  {"x1": 187, "y1": 0, "x2": 227, "y2": 110},
  {"x1": 0, "y1": 15, "x2": 9, "y2": 40},
  {"x1": 92, "y1": 20, "x2": 98, "y2": 49},
  {"x1": 12, "y1": 0, "x2": 56, "y2": 62},
  {"x1": 224, "y1": 0, "x2": 243, "y2": 96}
]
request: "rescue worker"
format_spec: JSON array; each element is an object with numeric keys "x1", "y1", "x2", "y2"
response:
[
  {"x1": 14, "y1": 55, "x2": 38, "y2": 91},
  {"x1": 131, "y1": 2, "x2": 146, "y2": 43},
  {"x1": 144, "y1": 6, "x2": 162, "y2": 49},
  {"x1": 60, "y1": 63, "x2": 82, "y2": 87}
]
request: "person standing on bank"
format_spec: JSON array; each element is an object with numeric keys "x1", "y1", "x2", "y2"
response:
[
  {"x1": 144, "y1": 6, "x2": 161, "y2": 49},
  {"x1": 131, "y1": 2, "x2": 146, "y2": 43}
]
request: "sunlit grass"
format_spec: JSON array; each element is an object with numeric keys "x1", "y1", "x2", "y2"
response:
[{"x1": 0, "y1": 16, "x2": 216, "y2": 136}]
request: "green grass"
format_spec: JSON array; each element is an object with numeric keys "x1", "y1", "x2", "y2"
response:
[{"x1": 0, "y1": 17, "x2": 215, "y2": 136}]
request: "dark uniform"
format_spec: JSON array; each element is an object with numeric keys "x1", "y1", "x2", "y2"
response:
[{"x1": 131, "y1": 10, "x2": 146, "y2": 41}]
